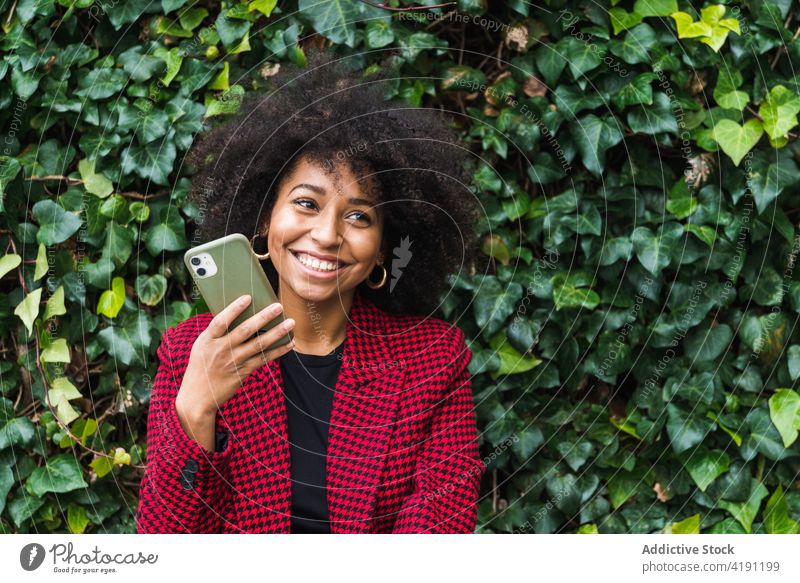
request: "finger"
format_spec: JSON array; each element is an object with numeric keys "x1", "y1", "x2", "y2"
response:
[
  {"x1": 238, "y1": 317, "x2": 295, "y2": 360},
  {"x1": 240, "y1": 339, "x2": 295, "y2": 373},
  {"x1": 229, "y1": 301, "x2": 285, "y2": 344},
  {"x1": 207, "y1": 294, "x2": 252, "y2": 338}
]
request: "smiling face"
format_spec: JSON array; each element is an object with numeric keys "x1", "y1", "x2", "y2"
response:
[{"x1": 261, "y1": 155, "x2": 385, "y2": 303}]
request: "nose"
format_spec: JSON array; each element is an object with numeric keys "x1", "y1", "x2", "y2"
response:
[{"x1": 310, "y1": 209, "x2": 342, "y2": 248}]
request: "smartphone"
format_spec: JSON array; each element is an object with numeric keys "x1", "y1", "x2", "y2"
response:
[{"x1": 184, "y1": 233, "x2": 292, "y2": 351}]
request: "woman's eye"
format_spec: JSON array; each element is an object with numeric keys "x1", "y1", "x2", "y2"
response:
[
  {"x1": 293, "y1": 199, "x2": 371, "y2": 223},
  {"x1": 293, "y1": 199, "x2": 316, "y2": 210},
  {"x1": 350, "y1": 211, "x2": 371, "y2": 223}
]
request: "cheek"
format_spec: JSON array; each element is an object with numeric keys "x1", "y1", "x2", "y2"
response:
[
  {"x1": 267, "y1": 212, "x2": 301, "y2": 245},
  {"x1": 347, "y1": 230, "x2": 383, "y2": 264}
]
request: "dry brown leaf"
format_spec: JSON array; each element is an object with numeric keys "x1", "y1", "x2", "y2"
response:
[
  {"x1": 505, "y1": 24, "x2": 529, "y2": 52},
  {"x1": 653, "y1": 482, "x2": 670, "y2": 502},
  {"x1": 523, "y1": 76, "x2": 547, "y2": 97},
  {"x1": 260, "y1": 63, "x2": 281, "y2": 79}
]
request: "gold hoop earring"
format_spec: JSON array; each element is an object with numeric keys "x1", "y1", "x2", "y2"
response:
[
  {"x1": 366, "y1": 262, "x2": 388, "y2": 289},
  {"x1": 251, "y1": 232, "x2": 270, "y2": 261}
]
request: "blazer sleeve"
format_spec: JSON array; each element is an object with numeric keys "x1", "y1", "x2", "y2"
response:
[
  {"x1": 136, "y1": 327, "x2": 236, "y2": 534},
  {"x1": 391, "y1": 327, "x2": 485, "y2": 533}
]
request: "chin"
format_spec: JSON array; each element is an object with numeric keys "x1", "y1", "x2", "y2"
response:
[{"x1": 287, "y1": 281, "x2": 351, "y2": 303}]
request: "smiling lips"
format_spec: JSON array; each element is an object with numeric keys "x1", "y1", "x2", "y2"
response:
[{"x1": 290, "y1": 250, "x2": 348, "y2": 273}]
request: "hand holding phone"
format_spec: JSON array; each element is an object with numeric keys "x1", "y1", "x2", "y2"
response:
[
  {"x1": 176, "y1": 294, "x2": 296, "y2": 417},
  {"x1": 184, "y1": 233, "x2": 292, "y2": 350}
]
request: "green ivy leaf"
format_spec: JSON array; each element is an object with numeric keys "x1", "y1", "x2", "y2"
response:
[
  {"x1": 41, "y1": 338, "x2": 71, "y2": 364},
  {"x1": 561, "y1": 36, "x2": 604, "y2": 79},
  {"x1": 48, "y1": 377, "x2": 83, "y2": 425},
  {"x1": 74, "y1": 68, "x2": 128, "y2": 100},
  {"x1": 634, "y1": 0, "x2": 677, "y2": 18},
  {"x1": 631, "y1": 222, "x2": 683, "y2": 276},
  {"x1": 685, "y1": 224, "x2": 716, "y2": 247},
  {"x1": 248, "y1": 0, "x2": 277, "y2": 17},
  {"x1": 97, "y1": 312, "x2": 154, "y2": 367},
  {"x1": 679, "y1": 448, "x2": 729, "y2": 492},
  {"x1": 787, "y1": 346, "x2": 800, "y2": 381},
  {"x1": 78, "y1": 159, "x2": 114, "y2": 198},
  {"x1": 135, "y1": 274, "x2": 168, "y2": 306},
  {"x1": 768, "y1": 389, "x2": 800, "y2": 447},
  {"x1": 204, "y1": 84, "x2": 245, "y2": 117},
  {"x1": 609, "y1": 23, "x2": 657, "y2": 64},
  {"x1": 365, "y1": 20, "x2": 395, "y2": 49},
  {"x1": 763, "y1": 485, "x2": 800, "y2": 534},
  {"x1": 473, "y1": 277, "x2": 523, "y2": 338},
  {"x1": 715, "y1": 89, "x2": 749, "y2": 111},
  {"x1": 712, "y1": 119, "x2": 764, "y2": 166},
  {"x1": 666, "y1": 403, "x2": 715, "y2": 453},
  {"x1": 535, "y1": 42, "x2": 567, "y2": 86},
  {"x1": 627, "y1": 92, "x2": 679, "y2": 135},
  {"x1": 609, "y1": 8, "x2": 642, "y2": 35},
  {"x1": 0, "y1": 156, "x2": 21, "y2": 212},
  {"x1": 717, "y1": 478, "x2": 768, "y2": 533},
  {"x1": 121, "y1": 131, "x2": 177, "y2": 185},
  {"x1": 0, "y1": 416, "x2": 35, "y2": 450},
  {"x1": 32, "y1": 200, "x2": 83, "y2": 246},
  {"x1": 613, "y1": 72, "x2": 657, "y2": 109},
  {"x1": 97, "y1": 277, "x2": 126, "y2": 319},
  {"x1": 665, "y1": 178, "x2": 697, "y2": 220},
  {"x1": 671, "y1": 12, "x2": 712, "y2": 37},
  {"x1": 671, "y1": 6, "x2": 740, "y2": 51},
  {"x1": 14, "y1": 287, "x2": 42, "y2": 335},
  {"x1": 0, "y1": 465, "x2": 13, "y2": 515},
  {"x1": 569, "y1": 114, "x2": 624, "y2": 176},
  {"x1": 551, "y1": 272, "x2": 601, "y2": 310},
  {"x1": 607, "y1": 468, "x2": 645, "y2": 509},
  {"x1": 297, "y1": 0, "x2": 362, "y2": 47},
  {"x1": 759, "y1": 85, "x2": 800, "y2": 143},
  {"x1": 488, "y1": 331, "x2": 541, "y2": 378},
  {"x1": 743, "y1": 407, "x2": 792, "y2": 461},
  {"x1": 670, "y1": 513, "x2": 700, "y2": 533},
  {"x1": 44, "y1": 286, "x2": 66, "y2": 320},
  {"x1": 0, "y1": 253, "x2": 22, "y2": 279},
  {"x1": 67, "y1": 503, "x2": 91, "y2": 534},
  {"x1": 26, "y1": 454, "x2": 88, "y2": 497},
  {"x1": 34, "y1": 243, "x2": 47, "y2": 281},
  {"x1": 746, "y1": 149, "x2": 800, "y2": 214},
  {"x1": 144, "y1": 205, "x2": 188, "y2": 255},
  {"x1": 107, "y1": 0, "x2": 150, "y2": 30}
]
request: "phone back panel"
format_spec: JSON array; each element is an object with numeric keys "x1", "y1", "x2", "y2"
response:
[{"x1": 183, "y1": 233, "x2": 291, "y2": 349}]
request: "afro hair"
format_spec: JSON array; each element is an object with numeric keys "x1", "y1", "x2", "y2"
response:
[{"x1": 185, "y1": 49, "x2": 483, "y2": 317}]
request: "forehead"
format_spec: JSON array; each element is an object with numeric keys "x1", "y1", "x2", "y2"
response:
[{"x1": 283, "y1": 156, "x2": 380, "y2": 203}]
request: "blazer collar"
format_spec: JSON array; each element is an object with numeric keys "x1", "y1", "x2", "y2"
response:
[{"x1": 255, "y1": 289, "x2": 407, "y2": 533}]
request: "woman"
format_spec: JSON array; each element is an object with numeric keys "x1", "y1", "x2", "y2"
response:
[{"x1": 136, "y1": 52, "x2": 485, "y2": 534}]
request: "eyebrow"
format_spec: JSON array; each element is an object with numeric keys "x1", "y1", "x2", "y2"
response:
[{"x1": 289, "y1": 183, "x2": 376, "y2": 207}]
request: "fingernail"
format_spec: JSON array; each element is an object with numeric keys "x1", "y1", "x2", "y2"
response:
[
  {"x1": 272, "y1": 303, "x2": 283, "y2": 314},
  {"x1": 284, "y1": 319, "x2": 294, "y2": 330},
  {"x1": 240, "y1": 295, "x2": 250, "y2": 305}
]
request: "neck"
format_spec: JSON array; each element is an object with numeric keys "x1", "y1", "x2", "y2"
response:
[{"x1": 278, "y1": 286, "x2": 355, "y2": 356}]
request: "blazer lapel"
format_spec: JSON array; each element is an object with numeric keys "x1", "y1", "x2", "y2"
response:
[
  {"x1": 256, "y1": 290, "x2": 405, "y2": 534},
  {"x1": 325, "y1": 291, "x2": 406, "y2": 533}
]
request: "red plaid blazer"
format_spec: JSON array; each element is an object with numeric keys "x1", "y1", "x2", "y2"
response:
[{"x1": 136, "y1": 289, "x2": 484, "y2": 533}]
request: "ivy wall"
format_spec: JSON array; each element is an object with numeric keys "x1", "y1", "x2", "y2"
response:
[{"x1": 1, "y1": 0, "x2": 800, "y2": 533}]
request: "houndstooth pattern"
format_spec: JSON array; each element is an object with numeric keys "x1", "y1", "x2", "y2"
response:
[{"x1": 136, "y1": 288, "x2": 484, "y2": 533}]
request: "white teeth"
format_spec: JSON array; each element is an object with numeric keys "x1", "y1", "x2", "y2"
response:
[{"x1": 295, "y1": 252, "x2": 341, "y2": 272}]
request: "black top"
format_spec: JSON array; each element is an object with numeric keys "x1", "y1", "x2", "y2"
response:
[{"x1": 277, "y1": 339, "x2": 345, "y2": 534}]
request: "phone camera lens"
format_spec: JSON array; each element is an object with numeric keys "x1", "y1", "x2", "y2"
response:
[
  {"x1": 191, "y1": 257, "x2": 201, "y2": 266},
  {"x1": 197, "y1": 267, "x2": 206, "y2": 276}
]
